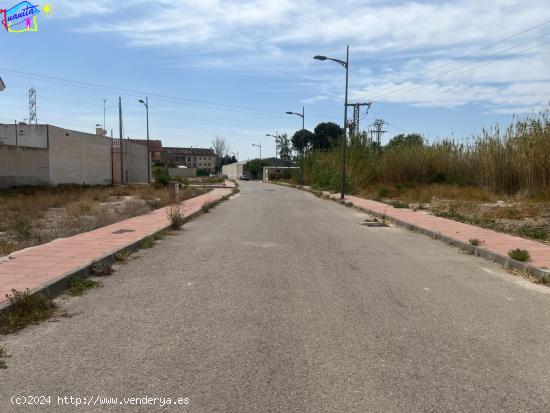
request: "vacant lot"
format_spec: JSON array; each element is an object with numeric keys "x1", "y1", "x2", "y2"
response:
[
  {"x1": 358, "y1": 183, "x2": 550, "y2": 244},
  {"x1": 0, "y1": 184, "x2": 207, "y2": 256}
]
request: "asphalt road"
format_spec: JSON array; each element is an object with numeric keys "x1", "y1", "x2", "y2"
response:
[{"x1": 1, "y1": 181, "x2": 550, "y2": 412}]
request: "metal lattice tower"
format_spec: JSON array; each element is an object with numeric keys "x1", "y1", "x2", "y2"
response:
[
  {"x1": 346, "y1": 102, "x2": 371, "y2": 136},
  {"x1": 370, "y1": 119, "x2": 387, "y2": 146},
  {"x1": 29, "y1": 87, "x2": 37, "y2": 124}
]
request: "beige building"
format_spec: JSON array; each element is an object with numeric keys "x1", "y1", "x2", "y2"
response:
[{"x1": 161, "y1": 147, "x2": 217, "y2": 172}]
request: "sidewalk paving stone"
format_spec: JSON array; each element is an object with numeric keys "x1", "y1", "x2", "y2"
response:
[{"x1": 0, "y1": 182, "x2": 235, "y2": 305}]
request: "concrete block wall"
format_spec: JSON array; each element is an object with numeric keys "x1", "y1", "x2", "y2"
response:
[
  {"x1": 47, "y1": 126, "x2": 112, "y2": 186},
  {"x1": 0, "y1": 145, "x2": 49, "y2": 188},
  {"x1": 112, "y1": 140, "x2": 149, "y2": 184},
  {"x1": 0, "y1": 124, "x2": 48, "y2": 148},
  {"x1": 168, "y1": 167, "x2": 197, "y2": 178}
]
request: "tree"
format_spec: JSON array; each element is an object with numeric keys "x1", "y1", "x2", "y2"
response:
[
  {"x1": 385, "y1": 133, "x2": 424, "y2": 150},
  {"x1": 291, "y1": 129, "x2": 314, "y2": 152},
  {"x1": 221, "y1": 154, "x2": 237, "y2": 166},
  {"x1": 246, "y1": 159, "x2": 268, "y2": 180},
  {"x1": 211, "y1": 136, "x2": 230, "y2": 171},
  {"x1": 312, "y1": 122, "x2": 342, "y2": 150},
  {"x1": 276, "y1": 133, "x2": 292, "y2": 166}
]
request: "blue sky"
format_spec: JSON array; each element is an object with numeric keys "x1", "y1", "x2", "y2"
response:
[{"x1": 0, "y1": 0, "x2": 549, "y2": 160}]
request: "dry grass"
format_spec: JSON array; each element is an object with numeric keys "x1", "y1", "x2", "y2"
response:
[{"x1": 0, "y1": 185, "x2": 207, "y2": 255}]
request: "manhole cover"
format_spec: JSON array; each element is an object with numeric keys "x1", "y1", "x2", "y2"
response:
[
  {"x1": 361, "y1": 221, "x2": 389, "y2": 227},
  {"x1": 112, "y1": 229, "x2": 136, "y2": 234}
]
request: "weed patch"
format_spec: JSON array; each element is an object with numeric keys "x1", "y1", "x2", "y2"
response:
[
  {"x1": 114, "y1": 251, "x2": 130, "y2": 263},
  {"x1": 90, "y1": 263, "x2": 113, "y2": 277},
  {"x1": 0, "y1": 345, "x2": 8, "y2": 369},
  {"x1": 201, "y1": 200, "x2": 215, "y2": 213},
  {"x1": 141, "y1": 236, "x2": 155, "y2": 249},
  {"x1": 389, "y1": 200, "x2": 409, "y2": 209},
  {"x1": 69, "y1": 278, "x2": 101, "y2": 296},
  {"x1": 0, "y1": 289, "x2": 57, "y2": 334},
  {"x1": 469, "y1": 238, "x2": 482, "y2": 246},
  {"x1": 168, "y1": 206, "x2": 185, "y2": 230},
  {"x1": 508, "y1": 249, "x2": 531, "y2": 262}
]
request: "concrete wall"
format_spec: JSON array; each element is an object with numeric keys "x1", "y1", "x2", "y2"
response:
[
  {"x1": 0, "y1": 124, "x2": 48, "y2": 148},
  {"x1": 112, "y1": 140, "x2": 149, "y2": 184},
  {"x1": 0, "y1": 145, "x2": 49, "y2": 188},
  {"x1": 222, "y1": 162, "x2": 247, "y2": 180},
  {"x1": 168, "y1": 167, "x2": 197, "y2": 178},
  {"x1": 48, "y1": 126, "x2": 112, "y2": 185}
]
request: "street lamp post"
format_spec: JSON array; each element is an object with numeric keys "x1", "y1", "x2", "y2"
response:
[
  {"x1": 286, "y1": 107, "x2": 305, "y2": 187},
  {"x1": 265, "y1": 132, "x2": 279, "y2": 167},
  {"x1": 138, "y1": 97, "x2": 151, "y2": 184},
  {"x1": 0, "y1": 76, "x2": 5, "y2": 91},
  {"x1": 314, "y1": 46, "x2": 349, "y2": 200},
  {"x1": 252, "y1": 143, "x2": 262, "y2": 159}
]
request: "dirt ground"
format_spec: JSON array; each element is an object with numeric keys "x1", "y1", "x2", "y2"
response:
[
  {"x1": 358, "y1": 184, "x2": 550, "y2": 245},
  {"x1": 0, "y1": 184, "x2": 207, "y2": 256}
]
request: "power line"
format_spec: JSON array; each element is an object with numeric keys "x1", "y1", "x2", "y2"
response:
[
  {"x1": 375, "y1": 31, "x2": 550, "y2": 102},
  {"x1": 372, "y1": 19, "x2": 550, "y2": 100}
]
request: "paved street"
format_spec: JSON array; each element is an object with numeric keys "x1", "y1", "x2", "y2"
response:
[{"x1": 1, "y1": 181, "x2": 550, "y2": 412}]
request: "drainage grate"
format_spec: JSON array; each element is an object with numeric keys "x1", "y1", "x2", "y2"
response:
[
  {"x1": 361, "y1": 221, "x2": 389, "y2": 228},
  {"x1": 112, "y1": 229, "x2": 136, "y2": 234}
]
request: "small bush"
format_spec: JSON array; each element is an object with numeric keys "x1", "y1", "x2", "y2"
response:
[
  {"x1": 0, "y1": 289, "x2": 57, "y2": 334},
  {"x1": 141, "y1": 236, "x2": 154, "y2": 249},
  {"x1": 145, "y1": 198, "x2": 163, "y2": 210},
  {"x1": 69, "y1": 277, "x2": 101, "y2": 296},
  {"x1": 508, "y1": 249, "x2": 530, "y2": 262},
  {"x1": 390, "y1": 200, "x2": 409, "y2": 209},
  {"x1": 114, "y1": 251, "x2": 130, "y2": 263},
  {"x1": 201, "y1": 201, "x2": 214, "y2": 213},
  {"x1": 378, "y1": 188, "x2": 390, "y2": 198},
  {"x1": 14, "y1": 219, "x2": 32, "y2": 241},
  {"x1": 0, "y1": 346, "x2": 8, "y2": 369},
  {"x1": 517, "y1": 226, "x2": 547, "y2": 240},
  {"x1": 90, "y1": 263, "x2": 113, "y2": 277},
  {"x1": 469, "y1": 238, "x2": 481, "y2": 246},
  {"x1": 168, "y1": 207, "x2": 185, "y2": 230}
]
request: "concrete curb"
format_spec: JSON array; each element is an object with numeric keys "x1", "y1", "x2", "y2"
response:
[
  {"x1": 270, "y1": 181, "x2": 550, "y2": 283},
  {"x1": 0, "y1": 188, "x2": 238, "y2": 315}
]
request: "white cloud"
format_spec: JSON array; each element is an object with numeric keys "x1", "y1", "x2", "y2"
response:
[{"x1": 59, "y1": 0, "x2": 550, "y2": 112}]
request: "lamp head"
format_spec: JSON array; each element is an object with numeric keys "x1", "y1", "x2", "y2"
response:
[
  {"x1": 285, "y1": 111, "x2": 293, "y2": 115},
  {"x1": 313, "y1": 55, "x2": 327, "y2": 61},
  {"x1": 138, "y1": 99, "x2": 145, "y2": 104}
]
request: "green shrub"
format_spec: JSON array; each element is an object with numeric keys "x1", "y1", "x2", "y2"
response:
[
  {"x1": 14, "y1": 219, "x2": 32, "y2": 241},
  {"x1": 389, "y1": 200, "x2": 409, "y2": 209},
  {"x1": 0, "y1": 289, "x2": 57, "y2": 334},
  {"x1": 517, "y1": 226, "x2": 547, "y2": 240},
  {"x1": 508, "y1": 249, "x2": 530, "y2": 262},
  {"x1": 69, "y1": 277, "x2": 101, "y2": 296},
  {"x1": 469, "y1": 238, "x2": 481, "y2": 246},
  {"x1": 141, "y1": 236, "x2": 154, "y2": 249},
  {"x1": 168, "y1": 207, "x2": 185, "y2": 230}
]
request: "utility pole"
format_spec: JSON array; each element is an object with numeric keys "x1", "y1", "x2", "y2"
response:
[
  {"x1": 370, "y1": 119, "x2": 387, "y2": 147},
  {"x1": 118, "y1": 97, "x2": 124, "y2": 185},
  {"x1": 346, "y1": 102, "x2": 371, "y2": 138},
  {"x1": 103, "y1": 98, "x2": 107, "y2": 132},
  {"x1": 29, "y1": 87, "x2": 37, "y2": 125},
  {"x1": 285, "y1": 106, "x2": 306, "y2": 187},
  {"x1": 139, "y1": 97, "x2": 151, "y2": 184}
]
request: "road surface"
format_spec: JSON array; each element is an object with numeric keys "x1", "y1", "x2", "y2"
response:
[{"x1": 1, "y1": 181, "x2": 550, "y2": 412}]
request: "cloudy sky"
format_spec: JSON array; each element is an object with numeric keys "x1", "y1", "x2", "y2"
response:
[{"x1": 0, "y1": 0, "x2": 549, "y2": 159}]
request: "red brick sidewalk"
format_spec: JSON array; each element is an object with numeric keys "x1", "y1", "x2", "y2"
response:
[
  {"x1": 0, "y1": 183, "x2": 235, "y2": 304},
  {"x1": 342, "y1": 194, "x2": 550, "y2": 272}
]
